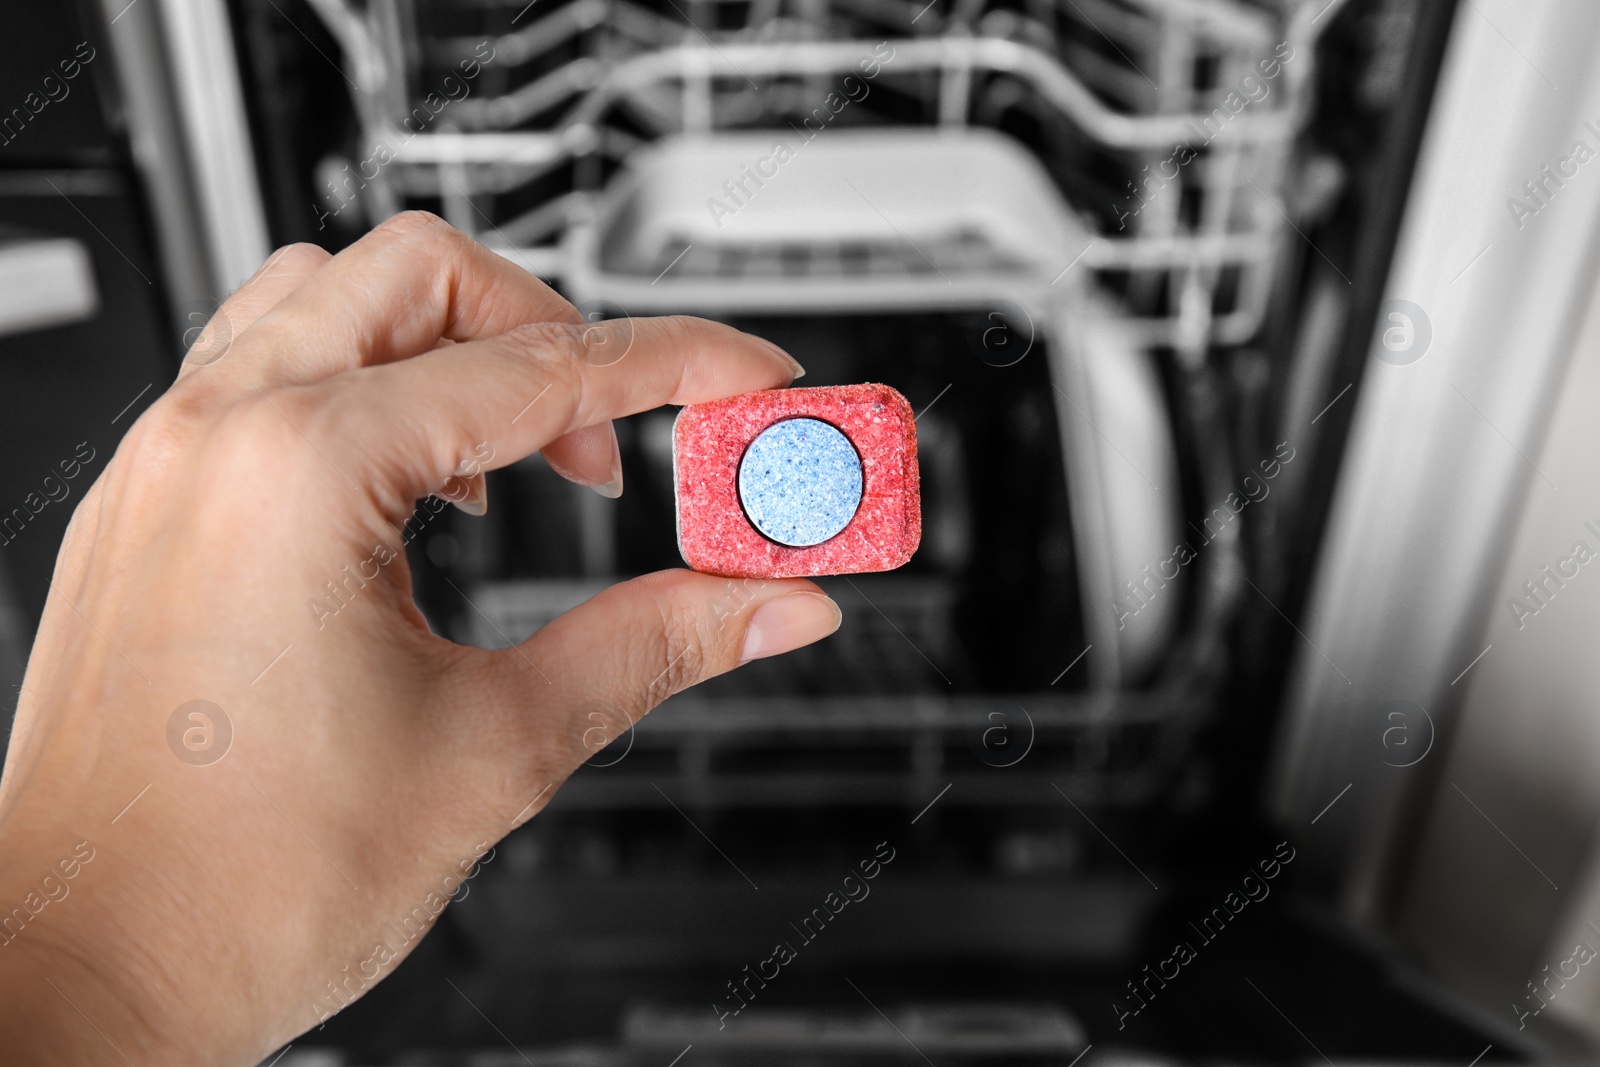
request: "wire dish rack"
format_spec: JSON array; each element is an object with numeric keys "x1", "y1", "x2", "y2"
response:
[
  {"x1": 305, "y1": 0, "x2": 1336, "y2": 349},
  {"x1": 302, "y1": 0, "x2": 1345, "y2": 811},
  {"x1": 462, "y1": 570, "x2": 1197, "y2": 811}
]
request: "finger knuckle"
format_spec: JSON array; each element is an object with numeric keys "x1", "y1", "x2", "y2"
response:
[
  {"x1": 505, "y1": 319, "x2": 586, "y2": 362},
  {"x1": 648, "y1": 596, "x2": 715, "y2": 702},
  {"x1": 268, "y1": 241, "x2": 333, "y2": 274},
  {"x1": 498, "y1": 318, "x2": 586, "y2": 395},
  {"x1": 374, "y1": 209, "x2": 459, "y2": 246},
  {"x1": 159, "y1": 372, "x2": 221, "y2": 423},
  {"x1": 265, "y1": 384, "x2": 331, "y2": 442},
  {"x1": 104, "y1": 391, "x2": 229, "y2": 512},
  {"x1": 116, "y1": 393, "x2": 204, "y2": 470},
  {"x1": 512, "y1": 316, "x2": 628, "y2": 368},
  {"x1": 218, "y1": 389, "x2": 327, "y2": 476}
]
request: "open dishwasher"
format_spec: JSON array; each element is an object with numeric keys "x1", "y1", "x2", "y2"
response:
[{"x1": 59, "y1": 0, "x2": 1577, "y2": 1059}]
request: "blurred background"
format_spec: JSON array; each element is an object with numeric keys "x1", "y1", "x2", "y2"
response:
[{"x1": 9, "y1": 0, "x2": 1600, "y2": 1062}]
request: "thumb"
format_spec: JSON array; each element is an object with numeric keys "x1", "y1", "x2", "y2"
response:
[{"x1": 476, "y1": 570, "x2": 840, "y2": 803}]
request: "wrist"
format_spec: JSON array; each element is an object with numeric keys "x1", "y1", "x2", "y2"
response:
[
  {"x1": 0, "y1": 813, "x2": 184, "y2": 1066},
  {"x1": 0, "y1": 929, "x2": 170, "y2": 1066}
]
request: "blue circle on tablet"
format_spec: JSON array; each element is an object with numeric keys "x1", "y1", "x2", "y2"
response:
[{"x1": 738, "y1": 418, "x2": 863, "y2": 547}]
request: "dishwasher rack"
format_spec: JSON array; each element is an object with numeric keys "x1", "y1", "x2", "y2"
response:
[
  {"x1": 297, "y1": 0, "x2": 1346, "y2": 812},
  {"x1": 306, "y1": 0, "x2": 1333, "y2": 355}
]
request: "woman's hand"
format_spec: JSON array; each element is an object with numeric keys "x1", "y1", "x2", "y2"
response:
[{"x1": 0, "y1": 213, "x2": 842, "y2": 1065}]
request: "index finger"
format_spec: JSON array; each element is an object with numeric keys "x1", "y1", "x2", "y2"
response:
[
  {"x1": 243, "y1": 212, "x2": 583, "y2": 382},
  {"x1": 317, "y1": 314, "x2": 804, "y2": 506}
]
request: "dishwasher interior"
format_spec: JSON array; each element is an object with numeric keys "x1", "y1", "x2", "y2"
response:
[{"x1": 204, "y1": 0, "x2": 1534, "y2": 1060}]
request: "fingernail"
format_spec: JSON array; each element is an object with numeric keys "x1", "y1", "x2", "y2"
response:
[
  {"x1": 753, "y1": 336, "x2": 806, "y2": 380},
  {"x1": 590, "y1": 423, "x2": 624, "y2": 498},
  {"x1": 739, "y1": 592, "x2": 841, "y2": 663},
  {"x1": 449, "y1": 474, "x2": 488, "y2": 516}
]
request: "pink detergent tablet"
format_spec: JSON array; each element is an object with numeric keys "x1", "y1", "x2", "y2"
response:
[{"x1": 674, "y1": 384, "x2": 921, "y2": 577}]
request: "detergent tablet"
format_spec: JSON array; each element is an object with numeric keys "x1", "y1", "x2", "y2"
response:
[{"x1": 674, "y1": 384, "x2": 921, "y2": 578}]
